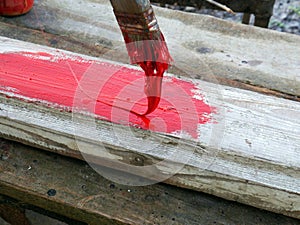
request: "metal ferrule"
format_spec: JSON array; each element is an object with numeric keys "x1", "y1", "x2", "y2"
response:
[{"x1": 114, "y1": 6, "x2": 160, "y2": 35}]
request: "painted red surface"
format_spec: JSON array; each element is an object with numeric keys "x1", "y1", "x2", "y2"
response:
[
  {"x1": 0, "y1": 0, "x2": 34, "y2": 16},
  {"x1": 0, "y1": 51, "x2": 214, "y2": 138}
]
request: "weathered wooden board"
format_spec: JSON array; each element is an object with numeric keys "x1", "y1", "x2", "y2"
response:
[
  {"x1": 0, "y1": 37, "x2": 299, "y2": 219},
  {"x1": 2, "y1": 139, "x2": 300, "y2": 225},
  {"x1": 0, "y1": 0, "x2": 299, "y2": 97}
]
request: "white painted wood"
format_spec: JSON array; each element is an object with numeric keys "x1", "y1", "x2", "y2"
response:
[{"x1": 0, "y1": 37, "x2": 299, "y2": 219}]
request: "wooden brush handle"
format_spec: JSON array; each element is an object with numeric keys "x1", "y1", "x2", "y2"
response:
[
  {"x1": 114, "y1": 7, "x2": 159, "y2": 35},
  {"x1": 110, "y1": 0, "x2": 151, "y2": 14}
]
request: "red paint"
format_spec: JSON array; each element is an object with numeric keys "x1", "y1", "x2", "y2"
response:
[
  {"x1": 123, "y1": 33, "x2": 172, "y2": 115},
  {"x1": 0, "y1": 0, "x2": 34, "y2": 16},
  {"x1": 114, "y1": 6, "x2": 172, "y2": 114},
  {"x1": 0, "y1": 51, "x2": 214, "y2": 138}
]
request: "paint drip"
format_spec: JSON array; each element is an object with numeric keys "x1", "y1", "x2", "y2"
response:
[{"x1": 114, "y1": 6, "x2": 172, "y2": 115}]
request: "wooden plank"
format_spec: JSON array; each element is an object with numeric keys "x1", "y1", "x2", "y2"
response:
[
  {"x1": 0, "y1": 37, "x2": 300, "y2": 219},
  {"x1": 1, "y1": 139, "x2": 300, "y2": 225},
  {"x1": 0, "y1": 0, "x2": 299, "y2": 97}
]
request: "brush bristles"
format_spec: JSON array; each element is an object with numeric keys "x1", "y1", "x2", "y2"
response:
[
  {"x1": 124, "y1": 32, "x2": 171, "y2": 68},
  {"x1": 112, "y1": 4, "x2": 172, "y2": 69},
  {"x1": 110, "y1": 0, "x2": 172, "y2": 114}
]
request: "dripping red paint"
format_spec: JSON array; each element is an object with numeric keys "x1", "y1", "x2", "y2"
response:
[{"x1": 123, "y1": 32, "x2": 172, "y2": 115}]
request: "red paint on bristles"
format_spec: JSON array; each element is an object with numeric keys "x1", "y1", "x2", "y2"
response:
[
  {"x1": 124, "y1": 35, "x2": 172, "y2": 115},
  {"x1": 114, "y1": 4, "x2": 172, "y2": 115}
]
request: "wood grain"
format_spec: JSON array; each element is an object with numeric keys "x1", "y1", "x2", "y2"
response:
[
  {"x1": 1, "y1": 139, "x2": 299, "y2": 225},
  {"x1": 0, "y1": 37, "x2": 299, "y2": 219}
]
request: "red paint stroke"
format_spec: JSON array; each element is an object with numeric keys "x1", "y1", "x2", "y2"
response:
[{"x1": 0, "y1": 51, "x2": 215, "y2": 138}]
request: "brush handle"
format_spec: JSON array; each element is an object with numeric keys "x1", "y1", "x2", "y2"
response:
[
  {"x1": 114, "y1": 7, "x2": 159, "y2": 35},
  {"x1": 110, "y1": 0, "x2": 172, "y2": 115},
  {"x1": 110, "y1": 0, "x2": 159, "y2": 37},
  {"x1": 110, "y1": 0, "x2": 151, "y2": 14}
]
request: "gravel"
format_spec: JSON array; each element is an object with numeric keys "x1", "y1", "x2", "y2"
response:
[{"x1": 161, "y1": 0, "x2": 300, "y2": 35}]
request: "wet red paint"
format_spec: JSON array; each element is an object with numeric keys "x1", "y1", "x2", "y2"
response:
[
  {"x1": 123, "y1": 33, "x2": 172, "y2": 115},
  {"x1": 0, "y1": 51, "x2": 214, "y2": 138},
  {"x1": 114, "y1": 6, "x2": 172, "y2": 115}
]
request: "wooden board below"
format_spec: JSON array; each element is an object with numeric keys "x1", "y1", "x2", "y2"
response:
[{"x1": 1, "y1": 139, "x2": 300, "y2": 225}]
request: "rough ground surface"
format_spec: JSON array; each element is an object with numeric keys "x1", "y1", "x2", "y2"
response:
[{"x1": 160, "y1": 0, "x2": 300, "y2": 35}]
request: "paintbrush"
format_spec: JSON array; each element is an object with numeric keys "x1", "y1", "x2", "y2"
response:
[{"x1": 110, "y1": 0, "x2": 172, "y2": 115}]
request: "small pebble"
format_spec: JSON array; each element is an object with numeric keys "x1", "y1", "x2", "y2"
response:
[
  {"x1": 184, "y1": 6, "x2": 196, "y2": 12},
  {"x1": 50, "y1": 39, "x2": 58, "y2": 45},
  {"x1": 0, "y1": 154, "x2": 9, "y2": 161},
  {"x1": 47, "y1": 189, "x2": 57, "y2": 197},
  {"x1": 196, "y1": 47, "x2": 213, "y2": 54}
]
